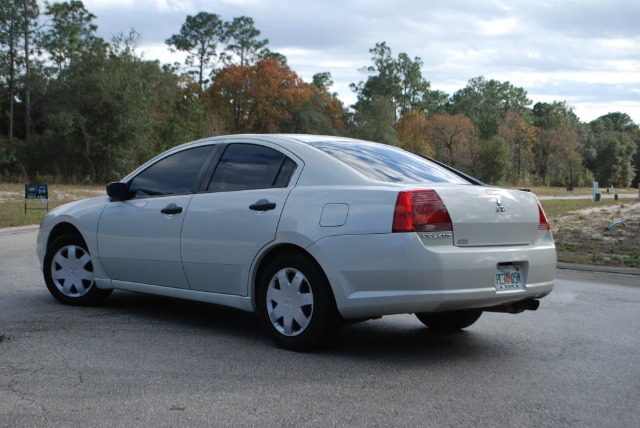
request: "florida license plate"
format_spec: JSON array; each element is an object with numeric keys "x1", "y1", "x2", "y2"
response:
[{"x1": 495, "y1": 265, "x2": 524, "y2": 290}]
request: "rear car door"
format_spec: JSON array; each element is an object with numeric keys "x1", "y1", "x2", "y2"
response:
[
  {"x1": 97, "y1": 145, "x2": 215, "y2": 289},
  {"x1": 180, "y1": 142, "x2": 299, "y2": 296}
]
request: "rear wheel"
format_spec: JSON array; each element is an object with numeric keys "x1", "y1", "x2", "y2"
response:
[
  {"x1": 44, "y1": 234, "x2": 112, "y2": 306},
  {"x1": 258, "y1": 253, "x2": 339, "y2": 351},
  {"x1": 415, "y1": 310, "x2": 482, "y2": 331}
]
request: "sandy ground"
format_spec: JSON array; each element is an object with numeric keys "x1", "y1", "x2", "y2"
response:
[{"x1": 553, "y1": 200, "x2": 640, "y2": 267}]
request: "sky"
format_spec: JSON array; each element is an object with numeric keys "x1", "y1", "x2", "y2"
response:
[{"x1": 48, "y1": 0, "x2": 640, "y2": 124}]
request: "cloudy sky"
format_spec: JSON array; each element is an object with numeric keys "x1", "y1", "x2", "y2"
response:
[{"x1": 52, "y1": 0, "x2": 640, "y2": 123}]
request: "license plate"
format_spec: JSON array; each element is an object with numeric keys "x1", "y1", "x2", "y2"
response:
[{"x1": 495, "y1": 265, "x2": 524, "y2": 290}]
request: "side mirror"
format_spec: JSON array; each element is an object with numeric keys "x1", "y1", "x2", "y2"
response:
[{"x1": 106, "y1": 182, "x2": 129, "y2": 201}]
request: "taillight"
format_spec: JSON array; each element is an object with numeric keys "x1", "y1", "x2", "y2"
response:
[
  {"x1": 392, "y1": 190, "x2": 452, "y2": 232},
  {"x1": 537, "y1": 202, "x2": 550, "y2": 231}
]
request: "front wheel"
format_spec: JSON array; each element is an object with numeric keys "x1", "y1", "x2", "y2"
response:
[
  {"x1": 43, "y1": 234, "x2": 112, "y2": 306},
  {"x1": 415, "y1": 310, "x2": 482, "y2": 332},
  {"x1": 258, "y1": 253, "x2": 339, "y2": 351}
]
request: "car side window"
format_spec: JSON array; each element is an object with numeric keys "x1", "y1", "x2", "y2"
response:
[
  {"x1": 129, "y1": 145, "x2": 213, "y2": 198},
  {"x1": 207, "y1": 144, "x2": 297, "y2": 192}
]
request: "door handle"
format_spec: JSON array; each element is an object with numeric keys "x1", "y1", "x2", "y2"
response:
[
  {"x1": 161, "y1": 204, "x2": 183, "y2": 215},
  {"x1": 249, "y1": 201, "x2": 276, "y2": 211}
]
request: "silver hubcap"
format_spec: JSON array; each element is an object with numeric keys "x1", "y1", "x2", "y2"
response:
[
  {"x1": 266, "y1": 267, "x2": 314, "y2": 336},
  {"x1": 51, "y1": 245, "x2": 95, "y2": 297}
]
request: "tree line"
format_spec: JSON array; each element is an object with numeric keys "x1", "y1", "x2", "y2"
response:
[{"x1": 1, "y1": 1, "x2": 638, "y2": 187}]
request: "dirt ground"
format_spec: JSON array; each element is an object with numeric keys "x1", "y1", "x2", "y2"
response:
[{"x1": 552, "y1": 200, "x2": 640, "y2": 267}]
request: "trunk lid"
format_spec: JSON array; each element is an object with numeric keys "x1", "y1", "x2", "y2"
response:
[{"x1": 436, "y1": 187, "x2": 540, "y2": 246}]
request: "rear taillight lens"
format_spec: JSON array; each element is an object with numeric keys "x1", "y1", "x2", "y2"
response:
[
  {"x1": 537, "y1": 202, "x2": 550, "y2": 231},
  {"x1": 392, "y1": 190, "x2": 452, "y2": 233}
]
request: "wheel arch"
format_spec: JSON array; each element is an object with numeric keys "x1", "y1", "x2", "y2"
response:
[
  {"x1": 252, "y1": 243, "x2": 338, "y2": 311},
  {"x1": 44, "y1": 222, "x2": 110, "y2": 280},
  {"x1": 47, "y1": 222, "x2": 85, "y2": 250}
]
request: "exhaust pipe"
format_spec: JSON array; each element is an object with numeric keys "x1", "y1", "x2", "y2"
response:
[{"x1": 483, "y1": 299, "x2": 540, "y2": 314}]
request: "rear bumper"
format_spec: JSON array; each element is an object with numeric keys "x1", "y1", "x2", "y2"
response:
[{"x1": 307, "y1": 233, "x2": 556, "y2": 319}]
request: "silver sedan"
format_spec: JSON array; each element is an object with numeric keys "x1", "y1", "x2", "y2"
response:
[{"x1": 37, "y1": 134, "x2": 555, "y2": 350}]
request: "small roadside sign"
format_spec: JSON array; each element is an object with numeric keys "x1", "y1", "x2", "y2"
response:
[{"x1": 25, "y1": 184, "x2": 49, "y2": 214}]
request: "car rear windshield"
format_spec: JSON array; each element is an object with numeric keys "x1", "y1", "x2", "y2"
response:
[{"x1": 306, "y1": 140, "x2": 470, "y2": 184}]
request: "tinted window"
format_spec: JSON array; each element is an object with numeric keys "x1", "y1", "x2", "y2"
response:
[
  {"x1": 274, "y1": 158, "x2": 297, "y2": 188},
  {"x1": 208, "y1": 144, "x2": 297, "y2": 192},
  {"x1": 130, "y1": 145, "x2": 212, "y2": 198},
  {"x1": 307, "y1": 140, "x2": 469, "y2": 184}
]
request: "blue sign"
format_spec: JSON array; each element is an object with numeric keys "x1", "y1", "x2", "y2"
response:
[{"x1": 25, "y1": 184, "x2": 48, "y2": 200}]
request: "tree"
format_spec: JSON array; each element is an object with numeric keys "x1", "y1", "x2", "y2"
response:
[
  {"x1": 207, "y1": 58, "x2": 311, "y2": 133},
  {"x1": 312, "y1": 72, "x2": 333, "y2": 92},
  {"x1": 587, "y1": 113, "x2": 638, "y2": 188},
  {"x1": 22, "y1": 0, "x2": 36, "y2": 141},
  {"x1": 166, "y1": 12, "x2": 224, "y2": 89},
  {"x1": 350, "y1": 42, "x2": 400, "y2": 112},
  {"x1": 554, "y1": 129, "x2": 583, "y2": 188},
  {"x1": 222, "y1": 16, "x2": 268, "y2": 67},
  {"x1": 450, "y1": 76, "x2": 532, "y2": 140},
  {"x1": 351, "y1": 42, "x2": 432, "y2": 122},
  {"x1": 497, "y1": 110, "x2": 536, "y2": 184},
  {"x1": 1, "y1": 0, "x2": 23, "y2": 140},
  {"x1": 350, "y1": 95, "x2": 399, "y2": 146},
  {"x1": 38, "y1": 0, "x2": 99, "y2": 73},
  {"x1": 421, "y1": 89, "x2": 449, "y2": 118},
  {"x1": 206, "y1": 63, "x2": 251, "y2": 132},
  {"x1": 396, "y1": 52, "x2": 429, "y2": 117},
  {"x1": 258, "y1": 48, "x2": 287, "y2": 64},
  {"x1": 477, "y1": 135, "x2": 509, "y2": 184},
  {"x1": 0, "y1": 0, "x2": 38, "y2": 141},
  {"x1": 396, "y1": 111, "x2": 433, "y2": 157},
  {"x1": 425, "y1": 113, "x2": 476, "y2": 170},
  {"x1": 24, "y1": 30, "x2": 187, "y2": 182},
  {"x1": 532, "y1": 102, "x2": 582, "y2": 185},
  {"x1": 288, "y1": 72, "x2": 345, "y2": 135},
  {"x1": 590, "y1": 112, "x2": 637, "y2": 133}
]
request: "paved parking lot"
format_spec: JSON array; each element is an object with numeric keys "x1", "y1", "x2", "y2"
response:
[{"x1": 1, "y1": 228, "x2": 639, "y2": 427}]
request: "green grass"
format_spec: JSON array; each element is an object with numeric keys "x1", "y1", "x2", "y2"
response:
[
  {"x1": 539, "y1": 198, "x2": 624, "y2": 221},
  {"x1": 514, "y1": 186, "x2": 637, "y2": 197},
  {"x1": 0, "y1": 183, "x2": 104, "y2": 229}
]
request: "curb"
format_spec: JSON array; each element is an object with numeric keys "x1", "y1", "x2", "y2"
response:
[{"x1": 557, "y1": 262, "x2": 640, "y2": 276}]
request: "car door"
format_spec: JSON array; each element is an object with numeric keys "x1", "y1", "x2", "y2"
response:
[
  {"x1": 180, "y1": 142, "x2": 299, "y2": 296},
  {"x1": 97, "y1": 145, "x2": 215, "y2": 289}
]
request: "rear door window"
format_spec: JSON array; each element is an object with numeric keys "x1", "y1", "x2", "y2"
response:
[{"x1": 207, "y1": 144, "x2": 297, "y2": 192}]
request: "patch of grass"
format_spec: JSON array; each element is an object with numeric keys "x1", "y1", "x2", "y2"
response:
[
  {"x1": 554, "y1": 242, "x2": 576, "y2": 251},
  {"x1": 0, "y1": 183, "x2": 104, "y2": 229},
  {"x1": 513, "y1": 186, "x2": 638, "y2": 197},
  {"x1": 539, "y1": 198, "x2": 623, "y2": 220}
]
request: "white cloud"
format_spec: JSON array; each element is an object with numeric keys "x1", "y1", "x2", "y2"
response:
[{"x1": 476, "y1": 17, "x2": 518, "y2": 36}]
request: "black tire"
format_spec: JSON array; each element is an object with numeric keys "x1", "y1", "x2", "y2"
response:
[
  {"x1": 415, "y1": 310, "x2": 482, "y2": 332},
  {"x1": 258, "y1": 253, "x2": 339, "y2": 351},
  {"x1": 43, "y1": 234, "x2": 112, "y2": 306}
]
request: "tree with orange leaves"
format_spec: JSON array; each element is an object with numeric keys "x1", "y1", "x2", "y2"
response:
[
  {"x1": 207, "y1": 58, "x2": 311, "y2": 133},
  {"x1": 498, "y1": 110, "x2": 537, "y2": 184},
  {"x1": 396, "y1": 111, "x2": 433, "y2": 157},
  {"x1": 425, "y1": 113, "x2": 476, "y2": 171}
]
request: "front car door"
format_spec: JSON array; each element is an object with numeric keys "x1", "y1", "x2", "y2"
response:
[
  {"x1": 97, "y1": 145, "x2": 215, "y2": 289},
  {"x1": 181, "y1": 141, "x2": 300, "y2": 295}
]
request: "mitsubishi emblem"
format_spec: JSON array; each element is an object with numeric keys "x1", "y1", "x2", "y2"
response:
[{"x1": 496, "y1": 196, "x2": 506, "y2": 213}]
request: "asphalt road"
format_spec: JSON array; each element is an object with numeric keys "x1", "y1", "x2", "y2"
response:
[{"x1": 1, "y1": 228, "x2": 639, "y2": 427}]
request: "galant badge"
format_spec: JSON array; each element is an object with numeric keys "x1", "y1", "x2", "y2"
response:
[{"x1": 496, "y1": 196, "x2": 506, "y2": 213}]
